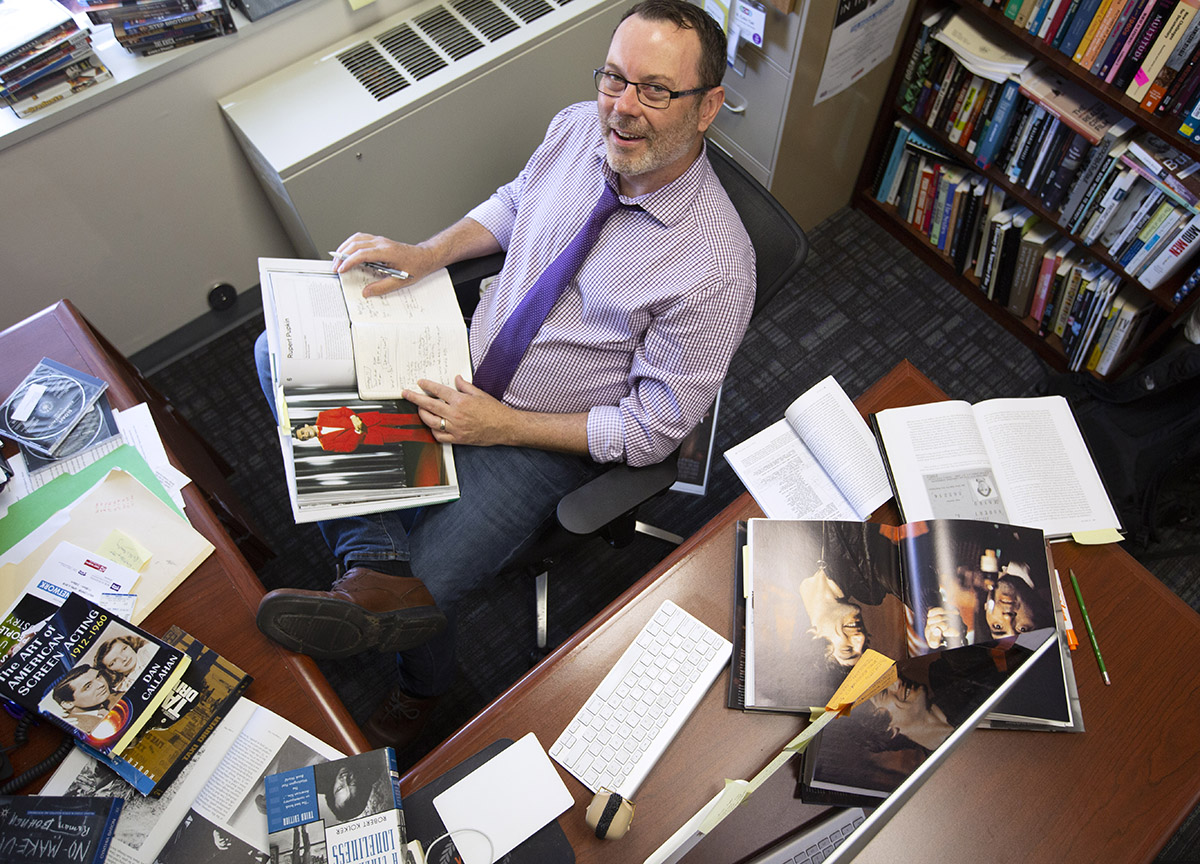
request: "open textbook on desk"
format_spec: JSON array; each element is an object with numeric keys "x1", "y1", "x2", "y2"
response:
[
  {"x1": 739, "y1": 517, "x2": 1079, "y2": 732},
  {"x1": 724, "y1": 376, "x2": 892, "y2": 520},
  {"x1": 260, "y1": 259, "x2": 470, "y2": 522},
  {"x1": 871, "y1": 395, "x2": 1121, "y2": 540}
]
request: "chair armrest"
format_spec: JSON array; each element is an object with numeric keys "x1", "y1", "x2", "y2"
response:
[
  {"x1": 556, "y1": 453, "x2": 679, "y2": 535},
  {"x1": 447, "y1": 252, "x2": 506, "y2": 318}
]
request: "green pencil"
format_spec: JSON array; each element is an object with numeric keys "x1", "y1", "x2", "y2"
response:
[{"x1": 1069, "y1": 569, "x2": 1110, "y2": 686}]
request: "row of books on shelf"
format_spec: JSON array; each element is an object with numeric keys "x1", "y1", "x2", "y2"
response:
[
  {"x1": 1, "y1": 0, "x2": 110, "y2": 118},
  {"x1": 875, "y1": 124, "x2": 1170, "y2": 372},
  {"x1": 907, "y1": 11, "x2": 1200, "y2": 212},
  {"x1": 980, "y1": 0, "x2": 1200, "y2": 140}
]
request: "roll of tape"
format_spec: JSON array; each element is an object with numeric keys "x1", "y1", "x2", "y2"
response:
[{"x1": 585, "y1": 789, "x2": 635, "y2": 839}]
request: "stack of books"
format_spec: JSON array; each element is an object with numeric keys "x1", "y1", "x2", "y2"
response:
[
  {"x1": 78, "y1": 0, "x2": 236, "y2": 57},
  {"x1": 0, "y1": 0, "x2": 109, "y2": 119}
]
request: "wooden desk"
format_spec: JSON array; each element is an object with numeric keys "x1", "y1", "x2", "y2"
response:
[
  {"x1": 0, "y1": 301, "x2": 369, "y2": 778},
  {"x1": 401, "y1": 360, "x2": 1200, "y2": 864}
]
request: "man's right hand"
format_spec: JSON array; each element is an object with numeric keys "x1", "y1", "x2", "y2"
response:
[
  {"x1": 333, "y1": 233, "x2": 440, "y2": 297},
  {"x1": 334, "y1": 218, "x2": 503, "y2": 298}
]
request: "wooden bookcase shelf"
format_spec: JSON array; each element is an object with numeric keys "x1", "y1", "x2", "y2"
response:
[{"x1": 854, "y1": 0, "x2": 1200, "y2": 378}]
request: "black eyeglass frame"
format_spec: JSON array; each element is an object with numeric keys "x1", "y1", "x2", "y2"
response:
[{"x1": 592, "y1": 68, "x2": 714, "y2": 109}]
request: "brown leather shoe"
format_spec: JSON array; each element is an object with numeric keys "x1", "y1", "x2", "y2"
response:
[
  {"x1": 256, "y1": 566, "x2": 447, "y2": 659},
  {"x1": 362, "y1": 686, "x2": 438, "y2": 753}
]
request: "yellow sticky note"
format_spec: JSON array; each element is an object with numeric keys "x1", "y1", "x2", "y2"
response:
[
  {"x1": 698, "y1": 779, "x2": 750, "y2": 833},
  {"x1": 825, "y1": 649, "x2": 897, "y2": 715},
  {"x1": 98, "y1": 529, "x2": 153, "y2": 572},
  {"x1": 1071, "y1": 528, "x2": 1124, "y2": 546}
]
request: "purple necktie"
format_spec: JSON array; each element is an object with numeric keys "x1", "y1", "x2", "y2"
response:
[{"x1": 474, "y1": 182, "x2": 622, "y2": 398}]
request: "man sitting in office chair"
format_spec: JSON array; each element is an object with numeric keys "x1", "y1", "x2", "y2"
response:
[{"x1": 254, "y1": 0, "x2": 756, "y2": 751}]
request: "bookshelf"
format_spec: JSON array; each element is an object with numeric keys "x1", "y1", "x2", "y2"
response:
[{"x1": 854, "y1": 0, "x2": 1200, "y2": 378}]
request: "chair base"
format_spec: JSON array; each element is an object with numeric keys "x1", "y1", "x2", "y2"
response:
[{"x1": 530, "y1": 522, "x2": 682, "y2": 664}]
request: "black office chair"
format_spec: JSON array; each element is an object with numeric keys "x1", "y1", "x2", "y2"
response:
[{"x1": 447, "y1": 141, "x2": 809, "y2": 658}]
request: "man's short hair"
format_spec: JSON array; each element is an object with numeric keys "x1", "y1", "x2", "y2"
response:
[{"x1": 618, "y1": 0, "x2": 727, "y2": 89}]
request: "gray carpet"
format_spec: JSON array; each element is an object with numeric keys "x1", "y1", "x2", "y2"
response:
[{"x1": 147, "y1": 206, "x2": 1200, "y2": 861}]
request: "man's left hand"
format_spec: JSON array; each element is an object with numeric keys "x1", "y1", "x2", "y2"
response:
[{"x1": 404, "y1": 376, "x2": 512, "y2": 446}]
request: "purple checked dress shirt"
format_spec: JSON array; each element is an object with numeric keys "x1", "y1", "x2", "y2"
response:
[{"x1": 466, "y1": 101, "x2": 756, "y2": 467}]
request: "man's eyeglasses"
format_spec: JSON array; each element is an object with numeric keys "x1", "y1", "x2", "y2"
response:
[{"x1": 593, "y1": 69, "x2": 713, "y2": 109}]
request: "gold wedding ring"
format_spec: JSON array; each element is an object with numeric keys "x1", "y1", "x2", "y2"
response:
[{"x1": 439, "y1": 418, "x2": 446, "y2": 432}]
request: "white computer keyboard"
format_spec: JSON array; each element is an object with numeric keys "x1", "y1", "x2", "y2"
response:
[{"x1": 549, "y1": 599, "x2": 732, "y2": 799}]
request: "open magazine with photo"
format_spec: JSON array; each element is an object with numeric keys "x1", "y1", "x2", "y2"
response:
[
  {"x1": 744, "y1": 518, "x2": 1061, "y2": 716},
  {"x1": 259, "y1": 258, "x2": 468, "y2": 523}
]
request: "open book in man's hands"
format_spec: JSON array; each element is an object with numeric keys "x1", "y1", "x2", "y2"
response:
[
  {"x1": 724, "y1": 376, "x2": 892, "y2": 520},
  {"x1": 259, "y1": 258, "x2": 469, "y2": 523}
]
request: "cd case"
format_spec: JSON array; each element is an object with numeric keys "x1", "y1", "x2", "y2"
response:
[{"x1": 0, "y1": 358, "x2": 109, "y2": 457}]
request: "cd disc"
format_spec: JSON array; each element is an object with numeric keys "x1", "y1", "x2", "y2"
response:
[
  {"x1": 51, "y1": 402, "x2": 106, "y2": 457},
  {"x1": 2, "y1": 372, "x2": 87, "y2": 444}
]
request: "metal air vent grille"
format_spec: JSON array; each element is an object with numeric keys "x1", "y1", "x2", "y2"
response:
[
  {"x1": 503, "y1": 0, "x2": 554, "y2": 24},
  {"x1": 336, "y1": 43, "x2": 411, "y2": 100},
  {"x1": 416, "y1": 6, "x2": 484, "y2": 60},
  {"x1": 378, "y1": 22, "x2": 449, "y2": 80},
  {"x1": 453, "y1": 0, "x2": 519, "y2": 41}
]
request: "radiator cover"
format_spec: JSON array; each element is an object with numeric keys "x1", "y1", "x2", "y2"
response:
[{"x1": 220, "y1": 0, "x2": 625, "y2": 257}]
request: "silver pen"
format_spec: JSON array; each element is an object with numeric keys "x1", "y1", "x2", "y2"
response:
[{"x1": 328, "y1": 251, "x2": 410, "y2": 280}]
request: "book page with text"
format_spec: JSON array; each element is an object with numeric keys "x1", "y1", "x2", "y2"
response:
[
  {"x1": 873, "y1": 401, "x2": 1011, "y2": 524},
  {"x1": 974, "y1": 396, "x2": 1120, "y2": 537},
  {"x1": 340, "y1": 268, "x2": 472, "y2": 398},
  {"x1": 261, "y1": 263, "x2": 357, "y2": 390},
  {"x1": 783, "y1": 375, "x2": 892, "y2": 519},
  {"x1": 724, "y1": 419, "x2": 860, "y2": 520}
]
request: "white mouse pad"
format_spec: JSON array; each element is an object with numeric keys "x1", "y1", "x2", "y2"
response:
[{"x1": 432, "y1": 732, "x2": 573, "y2": 864}]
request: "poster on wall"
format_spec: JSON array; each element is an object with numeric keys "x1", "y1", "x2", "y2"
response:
[{"x1": 813, "y1": 0, "x2": 907, "y2": 105}]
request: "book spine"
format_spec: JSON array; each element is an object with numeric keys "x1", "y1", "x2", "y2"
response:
[
  {"x1": 1158, "y1": 43, "x2": 1200, "y2": 114},
  {"x1": 1040, "y1": 258, "x2": 1071, "y2": 334},
  {"x1": 1086, "y1": 298, "x2": 1124, "y2": 369},
  {"x1": 1129, "y1": 205, "x2": 1186, "y2": 271},
  {"x1": 975, "y1": 79, "x2": 1022, "y2": 169},
  {"x1": 1071, "y1": 0, "x2": 1119, "y2": 63},
  {"x1": 1139, "y1": 211, "x2": 1200, "y2": 285},
  {"x1": 1093, "y1": 0, "x2": 1147, "y2": 74},
  {"x1": 1080, "y1": 0, "x2": 1132, "y2": 67},
  {"x1": 1052, "y1": 0, "x2": 1088, "y2": 48},
  {"x1": 1008, "y1": 106, "x2": 1049, "y2": 182},
  {"x1": 1026, "y1": 118, "x2": 1069, "y2": 193},
  {"x1": 1033, "y1": 0, "x2": 1062, "y2": 34},
  {"x1": 962, "y1": 79, "x2": 996, "y2": 152}
]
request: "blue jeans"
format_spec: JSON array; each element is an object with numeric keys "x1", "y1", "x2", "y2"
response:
[{"x1": 254, "y1": 332, "x2": 604, "y2": 696}]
